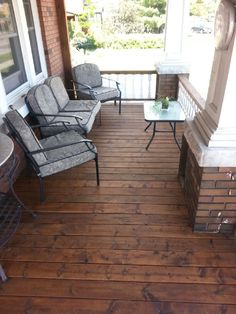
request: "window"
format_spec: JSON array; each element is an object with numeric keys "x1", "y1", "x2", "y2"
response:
[
  {"x1": 0, "y1": 0, "x2": 27, "y2": 94},
  {"x1": 23, "y1": 0, "x2": 42, "y2": 75},
  {"x1": 0, "y1": 0, "x2": 47, "y2": 113}
]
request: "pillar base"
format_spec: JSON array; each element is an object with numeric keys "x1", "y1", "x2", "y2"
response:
[
  {"x1": 156, "y1": 60, "x2": 190, "y2": 75},
  {"x1": 155, "y1": 61, "x2": 190, "y2": 100},
  {"x1": 179, "y1": 121, "x2": 236, "y2": 234},
  {"x1": 185, "y1": 120, "x2": 236, "y2": 167}
]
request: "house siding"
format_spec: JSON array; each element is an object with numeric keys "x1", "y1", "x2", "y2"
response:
[{"x1": 36, "y1": 0, "x2": 65, "y2": 78}]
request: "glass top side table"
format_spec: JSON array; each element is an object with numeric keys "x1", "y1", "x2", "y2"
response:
[{"x1": 144, "y1": 101, "x2": 185, "y2": 150}]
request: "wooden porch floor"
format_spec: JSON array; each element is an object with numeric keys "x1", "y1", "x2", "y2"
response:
[{"x1": 1, "y1": 104, "x2": 236, "y2": 313}]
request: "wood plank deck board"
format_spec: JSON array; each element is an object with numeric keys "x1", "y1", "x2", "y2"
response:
[{"x1": 0, "y1": 104, "x2": 236, "y2": 313}]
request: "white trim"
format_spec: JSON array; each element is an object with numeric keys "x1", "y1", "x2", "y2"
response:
[
  {"x1": 31, "y1": 0, "x2": 48, "y2": 80},
  {"x1": 0, "y1": 0, "x2": 48, "y2": 116},
  {"x1": 0, "y1": 74, "x2": 8, "y2": 114},
  {"x1": 13, "y1": 0, "x2": 35, "y2": 84}
]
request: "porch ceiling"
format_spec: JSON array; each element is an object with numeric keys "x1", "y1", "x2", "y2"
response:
[{"x1": 0, "y1": 104, "x2": 236, "y2": 313}]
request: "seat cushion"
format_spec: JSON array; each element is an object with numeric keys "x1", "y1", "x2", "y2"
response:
[
  {"x1": 39, "y1": 130, "x2": 96, "y2": 177},
  {"x1": 38, "y1": 109, "x2": 99, "y2": 137},
  {"x1": 64, "y1": 99, "x2": 101, "y2": 115},
  {"x1": 54, "y1": 110, "x2": 96, "y2": 134},
  {"x1": 81, "y1": 86, "x2": 120, "y2": 102}
]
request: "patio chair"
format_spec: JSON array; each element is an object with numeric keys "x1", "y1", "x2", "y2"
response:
[
  {"x1": 72, "y1": 63, "x2": 122, "y2": 114},
  {"x1": 4, "y1": 110, "x2": 100, "y2": 202},
  {"x1": 25, "y1": 84, "x2": 99, "y2": 137},
  {"x1": 44, "y1": 75, "x2": 101, "y2": 114}
]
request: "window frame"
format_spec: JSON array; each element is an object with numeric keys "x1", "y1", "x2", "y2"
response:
[{"x1": 0, "y1": 0, "x2": 47, "y2": 115}]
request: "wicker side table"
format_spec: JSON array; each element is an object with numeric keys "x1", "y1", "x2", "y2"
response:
[{"x1": 0, "y1": 134, "x2": 35, "y2": 282}]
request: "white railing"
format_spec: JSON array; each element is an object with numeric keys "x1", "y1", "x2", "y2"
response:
[
  {"x1": 178, "y1": 75, "x2": 205, "y2": 119},
  {"x1": 101, "y1": 70, "x2": 157, "y2": 100}
]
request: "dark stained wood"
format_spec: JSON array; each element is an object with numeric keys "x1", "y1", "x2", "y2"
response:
[
  {"x1": 0, "y1": 104, "x2": 236, "y2": 313},
  {"x1": 0, "y1": 298, "x2": 235, "y2": 314}
]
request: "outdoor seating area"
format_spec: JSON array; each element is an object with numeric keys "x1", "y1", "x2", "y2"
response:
[
  {"x1": 0, "y1": 104, "x2": 236, "y2": 313},
  {"x1": 1, "y1": 0, "x2": 236, "y2": 311}
]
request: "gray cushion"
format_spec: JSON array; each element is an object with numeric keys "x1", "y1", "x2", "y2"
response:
[
  {"x1": 55, "y1": 111, "x2": 96, "y2": 133},
  {"x1": 27, "y1": 84, "x2": 59, "y2": 124},
  {"x1": 64, "y1": 99, "x2": 101, "y2": 114},
  {"x1": 44, "y1": 76, "x2": 69, "y2": 110},
  {"x1": 72, "y1": 63, "x2": 102, "y2": 89},
  {"x1": 39, "y1": 130, "x2": 96, "y2": 177},
  {"x1": 77, "y1": 86, "x2": 120, "y2": 102},
  {"x1": 5, "y1": 110, "x2": 47, "y2": 166}
]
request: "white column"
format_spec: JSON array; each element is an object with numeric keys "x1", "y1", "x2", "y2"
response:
[
  {"x1": 184, "y1": 0, "x2": 236, "y2": 166},
  {"x1": 156, "y1": 0, "x2": 190, "y2": 74},
  {"x1": 0, "y1": 73, "x2": 8, "y2": 114}
]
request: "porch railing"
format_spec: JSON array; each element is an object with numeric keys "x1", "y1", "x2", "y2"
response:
[
  {"x1": 101, "y1": 70, "x2": 157, "y2": 100},
  {"x1": 177, "y1": 75, "x2": 205, "y2": 119},
  {"x1": 100, "y1": 70, "x2": 205, "y2": 119}
]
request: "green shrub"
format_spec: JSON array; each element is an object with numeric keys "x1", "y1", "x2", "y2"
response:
[{"x1": 95, "y1": 34, "x2": 163, "y2": 49}]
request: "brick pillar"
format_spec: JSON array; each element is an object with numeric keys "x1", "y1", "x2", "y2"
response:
[
  {"x1": 156, "y1": 73, "x2": 189, "y2": 100},
  {"x1": 36, "y1": 0, "x2": 65, "y2": 77},
  {"x1": 179, "y1": 136, "x2": 236, "y2": 234},
  {"x1": 156, "y1": 74, "x2": 178, "y2": 99}
]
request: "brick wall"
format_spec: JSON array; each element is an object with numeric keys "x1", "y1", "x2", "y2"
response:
[
  {"x1": 156, "y1": 74, "x2": 178, "y2": 99},
  {"x1": 36, "y1": 0, "x2": 64, "y2": 77},
  {"x1": 179, "y1": 136, "x2": 236, "y2": 234}
]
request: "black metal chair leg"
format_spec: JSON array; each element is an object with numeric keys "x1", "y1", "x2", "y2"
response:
[
  {"x1": 39, "y1": 176, "x2": 45, "y2": 203},
  {"x1": 95, "y1": 156, "x2": 100, "y2": 186},
  {"x1": 99, "y1": 108, "x2": 102, "y2": 126},
  {"x1": 0, "y1": 264, "x2": 7, "y2": 282},
  {"x1": 170, "y1": 122, "x2": 181, "y2": 150},
  {"x1": 10, "y1": 183, "x2": 36, "y2": 218},
  {"x1": 119, "y1": 97, "x2": 122, "y2": 115}
]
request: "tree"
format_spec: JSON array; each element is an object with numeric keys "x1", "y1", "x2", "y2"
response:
[
  {"x1": 190, "y1": 0, "x2": 209, "y2": 18},
  {"x1": 105, "y1": 0, "x2": 144, "y2": 34},
  {"x1": 140, "y1": 0, "x2": 167, "y2": 15},
  {"x1": 138, "y1": 0, "x2": 166, "y2": 33}
]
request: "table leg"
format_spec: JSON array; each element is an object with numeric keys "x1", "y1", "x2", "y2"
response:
[
  {"x1": 144, "y1": 122, "x2": 152, "y2": 132},
  {"x1": 170, "y1": 122, "x2": 181, "y2": 150},
  {"x1": 146, "y1": 122, "x2": 156, "y2": 150}
]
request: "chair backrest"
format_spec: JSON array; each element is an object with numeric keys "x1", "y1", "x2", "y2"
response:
[
  {"x1": 44, "y1": 76, "x2": 69, "y2": 110},
  {"x1": 26, "y1": 84, "x2": 59, "y2": 122},
  {"x1": 4, "y1": 110, "x2": 47, "y2": 166},
  {"x1": 72, "y1": 63, "x2": 102, "y2": 89}
]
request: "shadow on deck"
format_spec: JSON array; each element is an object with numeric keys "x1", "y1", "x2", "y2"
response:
[{"x1": 0, "y1": 104, "x2": 236, "y2": 313}]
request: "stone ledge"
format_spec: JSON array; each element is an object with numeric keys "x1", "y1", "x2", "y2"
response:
[{"x1": 184, "y1": 120, "x2": 236, "y2": 167}]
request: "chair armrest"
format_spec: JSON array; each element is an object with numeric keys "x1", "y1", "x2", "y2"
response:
[
  {"x1": 29, "y1": 139, "x2": 93, "y2": 155},
  {"x1": 33, "y1": 113, "x2": 83, "y2": 121},
  {"x1": 101, "y1": 76, "x2": 121, "y2": 92},
  {"x1": 31, "y1": 121, "x2": 70, "y2": 128},
  {"x1": 60, "y1": 109, "x2": 92, "y2": 113},
  {"x1": 72, "y1": 80, "x2": 92, "y2": 90},
  {"x1": 101, "y1": 76, "x2": 120, "y2": 85}
]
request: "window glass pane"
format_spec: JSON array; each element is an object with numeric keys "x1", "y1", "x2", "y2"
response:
[
  {"x1": 23, "y1": 0, "x2": 42, "y2": 74},
  {"x1": 0, "y1": 0, "x2": 27, "y2": 94}
]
